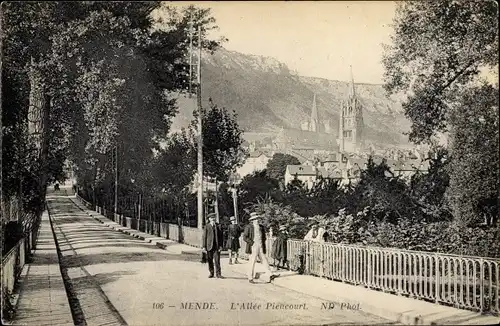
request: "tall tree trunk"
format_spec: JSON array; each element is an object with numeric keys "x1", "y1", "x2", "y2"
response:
[{"x1": 28, "y1": 57, "x2": 51, "y2": 217}]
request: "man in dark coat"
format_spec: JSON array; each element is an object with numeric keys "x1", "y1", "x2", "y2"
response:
[
  {"x1": 202, "y1": 213, "x2": 224, "y2": 278},
  {"x1": 226, "y1": 216, "x2": 242, "y2": 265},
  {"x1": 243, "y1": 212, "x2": 278, "y2": 283}
]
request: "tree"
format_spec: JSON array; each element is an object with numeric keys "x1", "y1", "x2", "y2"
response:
[
  {"x1": 350, "y1": 157, "x2": 419, "y2": 223},
  {"x1": 446, "y1": 84, "x2": 499, "y2": 227},
  {"x1": 190, "y1": 99, "x2": 246, "y2": 183},
  {"x1": 410, "y1": 145, "x2": 452, "y2": 221},
  {"x1": 153, "y1": 131, "x2": 196, "y2": 195},
  {"x1": 47, "y1": 8, "x2": 179, "y2": 197},
  {"x1": 382, "y1": 1, "x2": 499, "y2": 230},
  {"x1": 2, "y1": 2, "x2": 226, "y2": 217},
  {"x1": 2, "y1": 2, "x2": 164, "y2": 213},
  {"x1": 383, "y1": 1, "x2": 498, "y2": 144},
  {"x1": 266, "y1": 153, "x2": 301, "y2": 183},
  {"x1": 305, "y1": 177, "x2": 345, "y2": 216},
  {"x1": 238, "y1": 170, "x2": 282, "y2": 212},
  {"x1": 281, "y1": 177, "x2": 316, "y2": 217}
]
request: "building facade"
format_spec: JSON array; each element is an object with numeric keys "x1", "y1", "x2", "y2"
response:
[
  {"x1": 284, "y1": 165, "x2": 318, "y2": 189},
  {"x1": 235, "y1": 150, "x2": 273, "y2": 180}
]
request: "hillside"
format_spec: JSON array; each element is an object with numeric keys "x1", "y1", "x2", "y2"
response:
[{"x1": 170, "y1": 48, "x2": 411, "y2": 148}]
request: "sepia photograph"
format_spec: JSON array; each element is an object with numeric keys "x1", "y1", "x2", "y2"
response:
[{"x1": 0, "y1": 1, "x2": 499, "y2": 325}]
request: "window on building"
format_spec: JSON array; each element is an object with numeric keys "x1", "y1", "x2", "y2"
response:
[{"x1": 343, "y1": 130, "x2": 352, "y2": 138}]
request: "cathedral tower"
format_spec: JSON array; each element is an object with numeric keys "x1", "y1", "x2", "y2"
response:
[{"x1": 339, "y1": 66, "x2": 364, "y2": 153}]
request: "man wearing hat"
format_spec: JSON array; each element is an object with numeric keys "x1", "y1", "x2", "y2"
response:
[
  {"x1": 243, "y1": 212, "x2": 277, "y2": 283},
  {"x1": 226, "y1": 216, "x2": 242, "y2": 265},
  {"x1": 202, "y1": 212, "x2": 224, "y2": 278}
]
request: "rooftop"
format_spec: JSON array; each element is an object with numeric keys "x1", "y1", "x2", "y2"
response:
[
  {"x1": 248, "y1": 150, "x2": 273, "y2": 158},
  {"x1": 317, "y1": 167, "x2": 342, "y2": 179},
  {"x1": 286, "y1": 165, "x2": 317, "y2": 176}
]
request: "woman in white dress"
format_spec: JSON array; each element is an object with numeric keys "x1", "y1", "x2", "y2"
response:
[
  {"x1": 304, "y1": 222, "x2": 328, "y2": 274},
  {"x1": 304, "y1": 223, "x2": 326, "y2": 242}
]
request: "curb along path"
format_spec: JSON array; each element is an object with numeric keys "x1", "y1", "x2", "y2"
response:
[
  {"x1": 48, "y1": 197, "x2": 128, "y2": 326},
  {"x1": 10, "y1": 209, "x2": 73, "y2": 326}
]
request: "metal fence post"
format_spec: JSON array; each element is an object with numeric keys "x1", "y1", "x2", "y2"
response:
[
  {"x1": 480, "y1": 258, "x2": 484, "y2": 312},
  {"x1": 320, "y1": 243, "x2": 325, "y2": 278},
  {"x1": 305, "y1": 241, "x2": 310, "y2": 274},
  {"x1": 435, "y1": 253, "x2": 440, "y2": 303}
]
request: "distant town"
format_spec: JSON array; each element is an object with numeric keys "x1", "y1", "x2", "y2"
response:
[{"x1": 232, "y1": 67, "x2": 431, "y2": 188}]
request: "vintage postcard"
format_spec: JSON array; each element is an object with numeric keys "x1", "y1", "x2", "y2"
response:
[{"x1": 1, "y1": 1, "x2": 498, "y2": 325}]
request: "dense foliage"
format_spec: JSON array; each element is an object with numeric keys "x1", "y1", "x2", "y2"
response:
[
  {"x1": 2, "y1": 3, "x2": 229, "y2": 212},
  {"x1": 447, "y1": 84, "x2": 499, "y2": 227},
  {"x1": 266, "y1": 153, "x2": 301, "y2": 184},
  {"x1": 377, "y1": 0, "x2": 499, "y2": 255},
  {"x1": 382, "y1": 0, "x2": 498, "y2": 144},
  {"x1": 231, "y1": 154, "x2": 499, "y2": 257},
  {"x1": 190, "y1": 99, "x2": 246, "y2": 183}
]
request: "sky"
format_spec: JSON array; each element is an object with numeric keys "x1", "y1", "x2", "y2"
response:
[{"x1": 158, "y1": 1, "x2": 398, "y2": 84}]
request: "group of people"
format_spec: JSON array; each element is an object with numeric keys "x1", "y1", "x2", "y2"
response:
[
  {"x1": 201, "y1": 212, "x2": 280, "y2": 283},
  {"x1": 201, "y1": 212, "x2": 328, "y2": 283}
]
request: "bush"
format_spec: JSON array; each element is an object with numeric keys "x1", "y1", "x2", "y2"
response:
[
  {"x1": 358, "y1": 217, "x2": 500, "y2": 258},
  {"x1": 2, "y1": 221, "x2": 23, "y2": 255},
  {"x1": 362, "y1": 219, "x2": 449, "y2": 252},
  {"x1": 445, "y1": 224, "x2": 500, "y2": 258},
  {"x1": 2, "y1": 287, "x2": 15, "y2": 321},
  {"x1": 324, "y1": 208, "x2": 368, "y2": 244},
  {"x1": 249, "y1": 200, "x2": 301, "y2": 235}
]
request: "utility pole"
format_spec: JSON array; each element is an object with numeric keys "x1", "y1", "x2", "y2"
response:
[
  {"x1": 114, "y1": 145, "x2": 118, "y2": 219},
  {"x1": 214, "y1": 177, "x2": 219, "y2": 223},
  {"x1": 138, "y1": 193, "x2": 142, "y2": 220},
  {"x1": 196, "y1": 25, "x2": 204, "y2": 229},
  {"x1": 188, "y1": 16, "x2": 194, "y2": 98}
]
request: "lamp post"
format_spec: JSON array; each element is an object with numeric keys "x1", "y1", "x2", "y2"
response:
[{"x1": 230, "y1": 186, "x2": 238, "y2": 224}]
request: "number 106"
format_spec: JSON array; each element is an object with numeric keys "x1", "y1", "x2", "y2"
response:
[{"x1": 153, "y1": 303, "x2": 164, "y2": 309}]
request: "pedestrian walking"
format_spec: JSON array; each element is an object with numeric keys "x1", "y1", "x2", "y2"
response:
[
  {"x1": 243, "y1": 212, "x2": 279, "y2": 284},
  {"x1": 271, "y1": 225, "x2": 289, "y2": 270},
  {"x1": 202, "y1": 213, "x2": 224, "y2": 279},
  {"x1": 226, "y1": 216, "x2": 242, "y2": 265}
]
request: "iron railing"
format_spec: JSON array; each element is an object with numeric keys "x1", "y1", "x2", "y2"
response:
[
  {"x1": 1, "y1": 238, "x2": 26, "y2": 294},
  {"x1": 300, "y1": 241, "x2": 499, "y2": 314},
  {"x1": 75, "y1": 193, "x2": 499, "y2": 315}
]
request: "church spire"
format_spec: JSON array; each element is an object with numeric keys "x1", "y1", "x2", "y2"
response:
[
  {"x1": 349, "y1": 65, "x2": 356, "y2": 99},
  {"x1": 310, "y1": 93, "x2": 318, "y2": 132}
]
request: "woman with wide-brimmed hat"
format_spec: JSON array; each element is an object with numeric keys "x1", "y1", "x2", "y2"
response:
[
  {"x1": 304, "y1": 218, "x2": 327, "y2": 242},
  {"x1": 271, "y1": 225, "x2": 289, "y2": 271}
]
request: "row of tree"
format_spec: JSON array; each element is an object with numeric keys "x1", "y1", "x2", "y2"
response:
[
  {"x1": 2, "y1": 2, "x2": 246, "y2": 221},
  {"x1": 382, "y1": 0, "x2": 499, "y2": 228}
]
